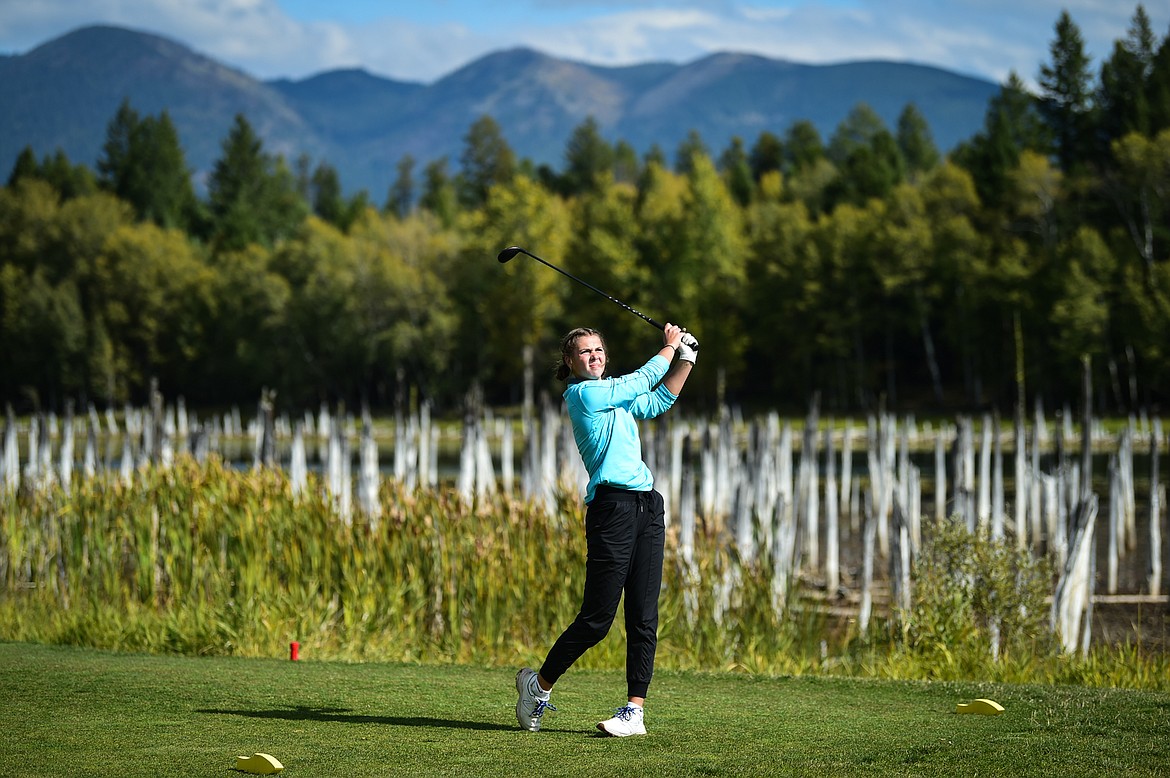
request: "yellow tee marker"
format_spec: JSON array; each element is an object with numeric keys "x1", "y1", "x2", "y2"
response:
[
  {"x1": 235, "y1": 752, "x2": 284, "y2": 774},
  {"x1": 956, "y1": 699, "x2": 1004, "y2": 715}
]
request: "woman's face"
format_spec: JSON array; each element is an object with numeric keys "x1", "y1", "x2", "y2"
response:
[{"x1": 565, "y1": 333, "x2": 607, "y2": 380}]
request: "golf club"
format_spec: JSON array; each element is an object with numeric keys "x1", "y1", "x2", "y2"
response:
[{"x1": 497, "y1": 245, "x2": 668, "y2": 330}]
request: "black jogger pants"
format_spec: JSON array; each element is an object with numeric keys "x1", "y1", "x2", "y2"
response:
[{"x1": 540, "y1": 486, "x2": 665, "y2": 699}]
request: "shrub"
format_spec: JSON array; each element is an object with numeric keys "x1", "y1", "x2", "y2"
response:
[{"x1": 897, "y1": 516, "x2": 1055, "y2": 678}]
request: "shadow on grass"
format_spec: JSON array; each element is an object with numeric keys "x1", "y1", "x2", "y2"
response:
[{"x1": 197, "y1": 705, "x2": 514, "y2": 732}]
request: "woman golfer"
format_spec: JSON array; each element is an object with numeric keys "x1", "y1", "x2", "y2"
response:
[{"x1": 515, "y1": 323, "x2": 697, "y2": 736}]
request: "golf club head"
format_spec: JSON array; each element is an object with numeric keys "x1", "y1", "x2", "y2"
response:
[{"x1": 497, "y1": 246, "x2": 524, "y2": 263}]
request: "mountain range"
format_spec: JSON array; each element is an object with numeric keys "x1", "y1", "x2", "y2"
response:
[{"x1": 0, "y1": 25, "x2": 1000, "y2": 198}]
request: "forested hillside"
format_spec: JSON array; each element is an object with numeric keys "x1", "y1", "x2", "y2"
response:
[{"x1": 1, "y1": 7, "x2": 1168, "y2": 417}]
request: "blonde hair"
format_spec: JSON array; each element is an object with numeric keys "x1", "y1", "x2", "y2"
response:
[{"x1": 555, "y1": 327, "x2": 606, "y2": 381}]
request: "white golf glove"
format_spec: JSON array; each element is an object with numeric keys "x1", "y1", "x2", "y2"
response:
[{"x1": 678, "y1": 331, "x2": 699, "y2": 364}]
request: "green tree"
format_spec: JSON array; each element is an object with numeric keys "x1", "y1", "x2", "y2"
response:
[
  {"x1": 673, "y1": 130, "x2": 710, "y2": 176},
  {"x1": 634, "y1": 159, "x2": 687, "y2": 286},
  {"x1": 1097, "y1": 5, "x2": 1158, "y2": 144},
  {"x1": 97, "y1": 100, "x2": 139, "y2": 191},
  {"x1": 1048, "y1": 227, "x2": 1114, "y2": 376},
  {"x1": 271, "y1": 213, "x2": 459, "y2": 405},
  {"x1": 7, "y1": 148, "x2": 97, "y2": 202},
  {"x1": 366, "y1": 210, "x2": 461, "y2": 399},
  {"x1": 952, "y1": 72, "x2": 1048, "y2": 211},
  {"x1": 310, "y1": 162, "x2": 345, "y2": 226},
  {"x1": 785, "y1": 120, "x2": 825, "y2": 172},
  {"x1": 613, "y1": 140, "x2": 640, "y2": 186},
  {"x1": 920, "y1": 163, "x2": 1000, "y2": 406},
  {"x1": 386, "y1": 154, "x2": 415, "y2": 219},
  {"x1": 98, "y1": 102, "x2": 198, "y2": 230},
  {"x1": 0, "y1": 179, "x2": 66, "y2": 277},
  {"x1": 1106, "y1": 128, "x2": 1170, "y2": 271},
  {"x1": 40, "y1": 150, "x2": 99, "y2": 201},
  {"x1": 0, "y1": 266, "x2": 86, "y2": 406},
  {"x1": 642, "y1": 143, "x2": 667, "y2": 171},
  {"x1": 455, "y1": 175, "x2": 569, "y2": 397},
  {"x1": 718, "y1": 136, "x2": 754, "y2": 207},
  {"x1": 785, "y1": 119, "x2": 837, "y2": 213},
  {"x1": 1120, "y1": 260, "x2": 1170, "y2": 404},
  {"x1": 206, "y1": 114, "x2": 308, "y2": 252},
  {"x1": 670, "y1": 153, "x2": 749, "y2": 395},
  {"x1": 896, "y1": 103, "x2": 940, "y2": 176},
  {"x1": 743, "y1": 173, "x2": 825, "y2": 400},
  {"x1": 266, "y1": 219, "x2": 355, "y2": 399},
  {"x1": 827, "y1": 106, "x2": 904, "y2": 207},
  {"x1": 828, "y1": 103, "x2": 887, "y2": 164},
  {"x1": 458, "y1": 115, "x2": 516, "y2": 209},
  {"x1": 810, "y1": 202, "x2": 882, "y2": 405},
  {"x1": 749, "y1": 131, "x2": 784, "y2": 182},
  {"x1": 1037, "y1": 11, "x2": 1094, "y2": 173},
  {"x1": 1008, "y1": 150, "x2": 1063, "y2": 250},
  {"x1": 420, "y1": 157, "x2": 458, "y2": 229},
  {"x1": 868, "y1": 184, "x2": 938, "y2": 404},
  {"x1": 138, "y1": 112, "x2": 199, "y2": 230},
  {"x1": 1149, "y1": 22, "x2": 1170, "y2": 133},
  {"x1": 203, "y1": 243, "x2": 289, "y2": 404},
  {"x1": 92, "y1": 222, "x2": 215, "y2": 399},
  {"x1": 6, "y1": 146, "x2": 39, "y2": 187},
  {"x1": 562, "y1": 117, "x2": 614, "y2": 197},
  {"x1": 563, "y1": 176, "x2": 646, "y2": 368}
]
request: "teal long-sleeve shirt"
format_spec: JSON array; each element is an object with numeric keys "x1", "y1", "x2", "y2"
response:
[{"x1": 562, "y1": 353, "x2": 679, "y2": 504}]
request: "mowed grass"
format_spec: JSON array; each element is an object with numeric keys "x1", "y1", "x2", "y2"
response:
[{"x1": 2, "y1": 642, "x2": 1168, "y2": 777}]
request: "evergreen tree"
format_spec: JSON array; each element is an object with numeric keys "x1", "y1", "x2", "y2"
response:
[
  {"x1": 718, "y1": 136, "x2": 754, "y2": 207},
  {"x1": 827, "y1": 106, "x2": 904, "y2": 206},
  {"x1": 952, "y1": 73, "x2": 1048, "y2": 211},
  {"x1": 785, "y1": 120, "x2": 836, "y2": 215},
  {"x1": 1097, "y1": 5, "x2": 1157, "y2": 144},
  {"x1": 138, "y1": 112, "x2": 198, "y2": 230},
  {"x1": 749, "y1": 131, "x2": 784, "y2": 181},
  {"x1": 1146, "y1": 15, "x2": 1170, "y2": 133},
  {"x1": 1037, "y1": 10, "x2": 1095, "y2": 173},
  {"x1": 310, "y1": 162, "x2": 345, "y2": 226},
  {"x1": 562, "y1": 117, "x2": 614, "y2": 197},
  {"x1": 38, "y1": 150, "x2": 98, "y2": 201},
  {"x1": 7, "y1": 147, "x2": 39, "y2": 187},
  {"x1": 828, "y1": 104, "x2": 887, "y2": 165},
  {"x1": 386, "y1": 154, "x2": 415, "y2": 219},
  {"x1": 613, "y1": 141, "x2": 640, "y2": 185},
  {"x1": 642, "y1": 143, "x2": 667, "y2": 170},
  {"x1": 206, "y1": 114, "x2": 307, "y2": 251},
  {"x1": 420, "y1": 157, "x2": 458, "y2": 228},
  {"x1": 97, "y1": 99, "x2": 139, "y2": 194},
  {"x1": 293, "y1": 153, "x2": 312, "y2": 200},
  {"x1": 458, "y1": 115, "x2": 515, "y2": 209},
  {"x1": 896, "y1": 103, "x2": 940, "y2": 176},
  {"x1": 674, "y1": 130, "x2": 710, "y2": 176},
  {"x1": 784, "y1": 119, "x2": 826, "y2": 172},
  {"x1": 97, "y1": 101, "x2": 196, "y2": 229}
]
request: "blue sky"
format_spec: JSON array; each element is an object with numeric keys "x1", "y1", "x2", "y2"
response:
[{"x1": 0, "y1": 1, "x2": 1165, "y2": 88}]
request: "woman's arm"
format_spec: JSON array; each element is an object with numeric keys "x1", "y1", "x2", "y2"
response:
[{"x1": 660, "y1": 358, "x2": 693, "y2": 396}]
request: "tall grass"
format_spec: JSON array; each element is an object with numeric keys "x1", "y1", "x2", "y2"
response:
[{"x1": 1, "y1": 456, "x2": 1166, "y2": 690}]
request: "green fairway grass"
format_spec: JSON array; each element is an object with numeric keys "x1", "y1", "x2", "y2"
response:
[{"x1": 1, "y1": 642, "x2": 1167, "y2": 777}]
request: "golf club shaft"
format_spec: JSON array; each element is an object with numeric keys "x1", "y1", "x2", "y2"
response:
[{"x1": 499, "y1": 246, "x2": 665, "y2": 330}]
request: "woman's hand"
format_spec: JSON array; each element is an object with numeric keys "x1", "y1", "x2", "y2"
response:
[{"x1": 662, "y1": 323, "x2": 684, "y2": 352}]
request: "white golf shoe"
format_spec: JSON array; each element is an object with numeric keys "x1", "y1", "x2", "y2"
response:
[
  {"x1": 596, "y1": 704, "x2": 647, "y2": 737},
  {"x1": 515, "y1": 668, "x2": 555, "y2": 732}
]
